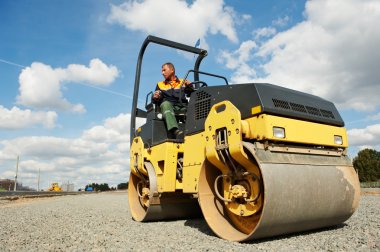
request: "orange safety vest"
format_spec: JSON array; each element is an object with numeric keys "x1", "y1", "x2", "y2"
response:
[{"x1": 155, "y1": 76, "x2": 188, "y2": 104}]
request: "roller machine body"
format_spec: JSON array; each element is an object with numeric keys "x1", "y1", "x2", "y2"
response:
[{"x1": 128, "y1": 36, "x2": 360, "y2": 241}]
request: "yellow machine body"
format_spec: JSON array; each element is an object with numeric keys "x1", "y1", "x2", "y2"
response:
[
  {"x1": 131, "y1": 100, "x2": 351, "y2": 194},
  {"x1": 129, "y1": 100, "x2": 360, "y2": 241}
]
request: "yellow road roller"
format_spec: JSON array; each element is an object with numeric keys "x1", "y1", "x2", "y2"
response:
[{"x1": 128, "y1": 35, "x2": 360, "y2": 241}]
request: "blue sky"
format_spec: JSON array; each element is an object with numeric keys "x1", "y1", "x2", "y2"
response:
[{"x1": 1, "y1": 0, "x2": 379, "y2": 190}]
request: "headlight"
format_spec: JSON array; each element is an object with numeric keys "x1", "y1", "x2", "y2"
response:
[
  {"x1": 334, "y1": 135, "x2": 343, "y2": 145},
  {"x1": 273, "y1": 127, "x2": 285, "y2": 138}
]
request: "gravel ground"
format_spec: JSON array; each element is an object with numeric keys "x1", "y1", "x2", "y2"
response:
[{"x1": 0, "y1": 191, "x2": 378, "y2": 251}]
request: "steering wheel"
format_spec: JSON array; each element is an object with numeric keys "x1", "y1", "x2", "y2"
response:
[
  {"x1": 179, "y1": 80, "x2": 208, "y2": 106},
  {"x1": 189, "y1": 81, "x2": 208, "y2": 88}
]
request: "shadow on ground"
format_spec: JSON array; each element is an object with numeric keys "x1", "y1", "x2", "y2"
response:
[{"x1": 184, "y1": 217, "x2": 347, "y2": 243}]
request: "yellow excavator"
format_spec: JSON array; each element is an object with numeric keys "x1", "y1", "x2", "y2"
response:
[{"x1": 128, "y1": 35, "x2": 360, "y2": 241}]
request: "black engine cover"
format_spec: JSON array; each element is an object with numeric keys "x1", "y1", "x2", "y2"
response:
[{"x1": 185, "y1": 83, "x2": 344, "y2": 135}]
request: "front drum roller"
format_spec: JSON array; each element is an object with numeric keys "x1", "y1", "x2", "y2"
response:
[
  {"x1": 129, "y1": 162, "x2": 201, "y2": 222},
  {"x1": 198, "y1": 141, "x2": 360, "y2": 241}
]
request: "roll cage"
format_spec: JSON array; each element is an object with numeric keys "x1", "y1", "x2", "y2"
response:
[{"x1": 130, "y1": 35, "x2": 208, "y2": 143}]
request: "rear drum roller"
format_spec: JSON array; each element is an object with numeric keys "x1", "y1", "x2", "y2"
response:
[
  {"x1": 128, "y1": 162, "x2": 158, "y2": 221},
  {"x1": 198, "y1": 141, "x2": 360, "y2": 241},
  {"x1": 129, "y1": 162, "x2": 201, "y2": 222}
]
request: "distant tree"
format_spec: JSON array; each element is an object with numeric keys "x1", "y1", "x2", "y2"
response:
[
  {"x1": 99, "y1": 183, "x2": 110, "y2": 191},
  {"x1": 117, "y1": 182, "x2": 129, "y2": 190},
  {"x1": 85, "y1": 183, "x2": 111, "y2": 191},
  {"x1": 353, "y1": 148, "x2": 380, "y2": 182}
]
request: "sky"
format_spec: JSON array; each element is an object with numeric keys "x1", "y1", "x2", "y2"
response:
[{"x1": 1, "y1": 0, "x2": 379, "y2": 190}]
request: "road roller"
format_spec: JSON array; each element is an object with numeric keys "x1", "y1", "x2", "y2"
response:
[{"x1": 128, "y1": 35, "x2": 360, "y2": 241}]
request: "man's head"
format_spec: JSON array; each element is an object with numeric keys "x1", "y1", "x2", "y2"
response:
[{"x1": 162, "y1": 62, "x2": 175, "y2": 81}]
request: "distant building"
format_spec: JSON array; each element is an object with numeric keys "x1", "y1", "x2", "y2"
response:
[{"x1": 61, "y1": 182, "x2": 75, "y2": 192}]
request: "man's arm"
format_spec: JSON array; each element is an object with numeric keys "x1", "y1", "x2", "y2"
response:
[{"x1": 183, "y1": 79, "x2": 194, "y2": 95}]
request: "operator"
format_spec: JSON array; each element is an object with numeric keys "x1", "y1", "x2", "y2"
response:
[{"x1": 152, "y1": 62, "x2": 193, "y2": 139}]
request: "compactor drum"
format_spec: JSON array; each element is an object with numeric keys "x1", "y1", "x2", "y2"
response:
[{"x1": 128, "y1": 36, "x2": 360, "y2": 241}]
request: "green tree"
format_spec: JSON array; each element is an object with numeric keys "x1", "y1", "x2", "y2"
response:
[
  {"x1": 353, "y1": 148, "x2": 380, "y2": 182},
  {"x1": 99, "y1": 183, "x2": 110, "y2": 191},
  {"x1": 117, "y1": 182, "x2": 129, "y2": 190}
]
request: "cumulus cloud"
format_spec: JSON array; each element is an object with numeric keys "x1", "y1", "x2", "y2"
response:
[
  {"x1": 0, "y1": 106, "x2": 57, "y2": 129},
  {"x1": 219, "y1": 0, "x2": 380, "y2": 112},
  {"x1": 107, "y1": 0, "x2": 240, "y2": 45},
  {"x1": 21, "y1": 160, "x2": 55, "y2": 172},
  {"x1": 0, "y1": 111, "x2": 160, "y2": 188},
  {"x1": 0, "y1": 113, "x2": 146, "y2": 189},
  {"x1": 217, "y1": 40, "x2": 257, "y2": 83},
  {"x1": 57, "y1": 59, "x2": 119, "y2": 85},
  {"x1": 347, "y1": 124, "x2": 380, "y2": 147},
  {"x1": 17, "y1": 59, "x2": 119, "y2": 113},
  {"x1": 82, "y1": 114, "x2": 129, "y2": 143}
]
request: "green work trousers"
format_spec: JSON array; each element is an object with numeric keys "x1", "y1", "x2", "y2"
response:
[{"x1": 160, "y1": 101, "x2": 187, "y2": 131}]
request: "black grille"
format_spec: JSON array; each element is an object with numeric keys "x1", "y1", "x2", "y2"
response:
[
  {"x1": 272, "y1": 98, "x2": 335, "y2": 120},
  {"x1": 306, "y1": 106, "x2": 322, "y2": 116},
  {"x1": 320, "y1": 109, "x2": 335, "y2": 119},
  {"x1": 195, "y1": 91, "x2": 211, "y2": 120},
  {"x1": 196, "y1": 90, "x2": 211, "y2": 101},
  {"x1": 273, "y1": 98, "x2": 290, "y2": 109},
  {"x1": 290, "y1": 102, "x2": 307, "y2": 113}
]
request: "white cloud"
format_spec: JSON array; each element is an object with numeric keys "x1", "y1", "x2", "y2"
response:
[
  {"x1": 58, "y1": 59, "x2": 119, "y2": 85},
  {"x1": 17, "y1": 59, "x2": 119, "y2": 113},
  {"x1": 0, "y1": 106, "x2": 57, "y2": 129},
  {"x1": 272, "y1": 15, "x2": 290, "y2": 27},
  {"x1": 347, "y1": 124, "x2": 380, "y2": 146},
  {"x1": 253, "y1": 27, "x2": 277, "y2": 40},
  {"x1": 107, "y1": 0, "x2": 240, "y2": 44},
  {"x1": 217, "y1": 40, "x2": 257, "y2": 83},
  {"x1": 21, "y1": 160, "x2": 55, "y2": 172},
  {"x1": 0, "y1": 137, "x2": 108, "y2": 159},
  {"x1": 104, "y1": 113, "x2": 131, "y2": 133},
  {"x1": 219, "y1": 0, "x2": 380, "y2": 112},
  {"x1": 82, "y1": 126, "x2": 123, "y2": 143},
  {"x1": 82, "y1": 113, "x2": 145, "y2": 143},
  {"x1": 368, "y1": 113, "x2": 380, "y2": 121},
  {"x1": 242, "y1": 14, "x2": 252, "y2": 21},
  {"x1": 0, "y1": 113, "x2": 146, "y2": 189}
]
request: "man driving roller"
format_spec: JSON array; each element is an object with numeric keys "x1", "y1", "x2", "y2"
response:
[{"x1": 152, "y1": 62, "x2": 193, "y2": 139}]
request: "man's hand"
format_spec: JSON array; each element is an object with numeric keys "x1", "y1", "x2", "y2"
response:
[
  {"x1": 153, "y1": 90, "x2": 161, "y2": 100},
  {"x1": 183, "y1": 79, "x2": 194, "y2": 95},
  {"x1": 184, "y1": 79, "x2": 191, "y2": 86}
]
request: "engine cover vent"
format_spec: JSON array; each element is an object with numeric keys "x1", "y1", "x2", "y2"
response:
[
  {"x1": 272, "y1": 98, "x2": 290, "y2": 110},
  {"x1": 272, "y1": 98, "x2": 335, "y2": 120},
  {"x1": 195, "y1": 91, "x2": 211, "y2": 120},
  {"x1": 320, "y1": 109, "x2": 335, "y2": 119}
]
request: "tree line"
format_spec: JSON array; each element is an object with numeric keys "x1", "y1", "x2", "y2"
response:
[
  {"x1": 84, "y1": 182, "x2": 129, "y2": 191},
  {"x1": 85, "y1": 183, "x2": 113, "y2": 191}
]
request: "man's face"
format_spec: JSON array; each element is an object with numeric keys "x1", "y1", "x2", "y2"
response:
[{"x1": 162, "y1": 64, "x2": 174, "y2": 80}]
